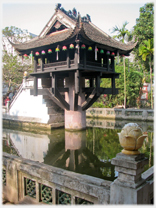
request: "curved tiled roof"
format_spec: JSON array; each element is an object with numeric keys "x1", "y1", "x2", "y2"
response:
[
  {"x1": 10, "y1": 28, "x2": 74, "y2": 51},
  {"x1": 10, "y1": 7, "x2": 137, "y2": 54},
  {"x1": 82, "y1": 22, "x2": 137, "y2": 52}
]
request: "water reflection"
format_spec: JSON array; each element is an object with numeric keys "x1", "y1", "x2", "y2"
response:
[
  {"x1": 3, "y1": 123, "x2": 153, "y2": 181},
  {"x1": 3, "y1": 129, "x2": 50, "y2": 162}
]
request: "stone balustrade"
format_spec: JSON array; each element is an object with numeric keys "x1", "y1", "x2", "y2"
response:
[
  {"x1": 86, "y1": 108, "x2": 154, "y2": 121},
  {"x1": 3, "y1": 151, "x2": 153, "y2": 204},
  {"x1": 3, "y1": 152, "x2": 111, "y2": 205},
  {"x1": 86, "y1": 118, "x2": 153, "y2": 132}
]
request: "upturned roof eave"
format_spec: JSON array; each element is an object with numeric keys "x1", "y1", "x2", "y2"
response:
[
  {"x1": 9, "y1": 28, "x2": 76, "y2": 54},
  {"x1": 8, "y1": 7, "x2": 137, "y2": 55},
  {"x1": 81, "y1": 21, "x2": 137, "y2": 54}
]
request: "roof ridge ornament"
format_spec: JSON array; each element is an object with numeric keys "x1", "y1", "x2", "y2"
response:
[
  {"x1": 77, "y1": 12, "x2": 82, "y2": 29},
  {"x1": 81, "y1": 14, "x2": 91, "y2": 22},
  {"x1": 86, "y1": 14, "x2": 91, "y2": 22},
  {"x1": 72, "y1": 8, "x2": 77, "y2": 18},
  {"x1": 56, "y1": 4, "x2": 91, "y2": 23},
  {"x1": 55, "y1": 3, "x2": 61, "y2": 11}
]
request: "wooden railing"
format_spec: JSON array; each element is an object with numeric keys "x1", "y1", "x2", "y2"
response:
[
  {"x1": 37, "y1": 60, "x2": 75, "y2": 71},
  {"x1": 36, "y1": 60, "x2": 113, "y2": 71},
  {"x1": 80, "y1": 60, "x2": 113, "y2": 71}
]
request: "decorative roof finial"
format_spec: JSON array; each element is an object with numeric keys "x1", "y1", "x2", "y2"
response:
[
  {"x1": 86, "y1": 14, "x2": 91, "y2": 22},
  {"x1": 72, "y1": 8, "x2": 77, "y2": 17},
  {"x1": 55, "y1": 3, "x2": 61, "y2": 11}
]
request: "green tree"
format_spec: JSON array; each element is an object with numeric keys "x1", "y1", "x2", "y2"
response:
[
  {"x1": 92, "y1": 60, "x2": 143, "y2": 108},
  {"x1": 110, "y1": 21, "x2": 131, "y2": 43},
  {"x1": 2, "y1": 51, "x2": 32, "y2": 94},
  {"x1": 134, "y1": 3, "x2": 154, "y2": 42},
  {"x1": 2, "y1": 26, "x2": 33, "y2": 95},
  {"x1": 133, "y1": 3, "x2": 154, "y2": 72},
  {"x1": 139, "y1": 39, "x2": 154, "y2": 109},
  {"x1": 3, "y1": 26, "x2": 31, "y2": 42},
  {"x1": 111, "y1": 21, "x2": 133, "y2": 108}
]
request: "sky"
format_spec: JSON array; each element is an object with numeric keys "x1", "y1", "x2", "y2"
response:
[{"x1": 1, "y1": 0, "x2": 154, "y2": 37}]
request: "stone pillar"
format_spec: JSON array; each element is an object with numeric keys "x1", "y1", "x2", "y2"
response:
[
  {"x1": 64, "y1": 73, "x2": 86, "y2": 130},
  {"x1": 110, "y1": 153, "x2": 150, "y2": 204}
]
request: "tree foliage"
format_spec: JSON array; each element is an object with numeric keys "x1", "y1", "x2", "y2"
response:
[
  {"x1": 2, "y1": 51, "x2": 32, "y2": 93},
  {"x1": 139, "y1": 39, "x2": 154, "y2": 62},
  {"x1": 110, "y1": 21, "x2": 131, "y2": 43},
  {"x1": 2, "y1": 26, "x2": 32, "y2": 42},
  {"x1": 134, "y1": 3, "x2": 154, "y2": 42},
  {"x1": 93, "y1": 3, "x2": 154, "y2": 109},
  {"x1": 139, "y1": 38, "x2": 154, "y2": 108},
  {"x1": 92, "y1": 59, "x2": 144, "y2": 108},
  {"x1": 133, "y1": 3, "x2": 154, "y2": 72},
  {"x1": 2, "y1": 26, "x2": 33, "y2": 95}
]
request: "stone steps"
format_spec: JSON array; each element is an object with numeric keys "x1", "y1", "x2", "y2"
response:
[
  {"x1": 42, "y1": 94, "x2": 64, "y2": 127},
  {"x1": 48, "y1": 106, "x2": 64, "y2": 114},
  {"x1": 48, "y1": 113, "x2": 64, "y2": 124}
]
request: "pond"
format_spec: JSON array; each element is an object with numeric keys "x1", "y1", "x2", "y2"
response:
[{"x1": 3, "y1": 119, "x2": 153, "y2": 182}]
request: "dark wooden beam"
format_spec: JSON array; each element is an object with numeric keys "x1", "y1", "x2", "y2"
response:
[
  {"x1": 75, "y1": 70, "x2": 80, "y2": 94},
  {"x1": 57, "y1": 87, "x2": 69, "y2": 92},
  {"x1": 96, "y1": 75, "x2": 101, "y2": 96},
  {"x1": 67, "y1": 49, "x2": 70, "y2": 68},
  {"x1": 41, "y1": 56, "x2": 44, "y2": 71},
  {"x1": 81, "y1": 72, "x2": 120, "y2": 79},
  {"x1": 107, "y1": 56, "x2": 109, "y2": 71},
  {"x1": 82, "y1": 94, "x2": 100, "y2": 111},
  {"x1": 34, "y1": 56, "x2": 37, "y2": 72},
  {"x1": 111, "y1": 75, "x2": 116, "y2": 95},
  {"x1": 102, "y1": 73, "x2": 120, "y2": 79},
  {"x1": 81, "y1": 88, "x2": 97, "y2": 111},
  {"x1": 46, "y1": 88, "x2": 69, "y2": 110},
  {"x1": 74, "y1": 47, "x2": 78, "y2": 68},
  {"x1": 90, "y1": 78, "x2": 94, "y2": 87},
  {"x1": 82, "y1": 87, "x2": 118, "y2": 95},
  {"x1": 111, "y1": 56, "x2": 115, "y2": 72},
  {"x1": 83, "y1": 49, "x2": 86, "y2": 68},
  {"x1": 52, "y1": 73, "x2": 57, "y2": 96},
  {"x1": 33, "y1": 77, "x2": 38, "y2": 96},
  {"x1": 55, "y1": 87, "x2": 70, "y2": 110},
  {"x1": 74, "y1": 93, "x2": 78, "y2": 111}
]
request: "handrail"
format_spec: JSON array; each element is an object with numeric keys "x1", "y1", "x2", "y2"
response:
[{"x1": 9, "y1": 83, "x2": 23, "y2": 111}]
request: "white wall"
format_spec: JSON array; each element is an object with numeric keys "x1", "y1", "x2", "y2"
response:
[{"x1": 9, "y1": 80, "x2": 49, "y2": 123}]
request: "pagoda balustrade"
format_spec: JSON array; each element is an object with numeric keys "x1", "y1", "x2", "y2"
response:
[
  {"x1": 34, "y1": 47, "x2": 115, "y2": 73},
  {"x1": 36, "y1": 60, "x2": 113, "y2": 72}
]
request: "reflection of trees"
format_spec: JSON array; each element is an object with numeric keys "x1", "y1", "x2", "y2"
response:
[
  {"x1": 3, "y1": 136, "x2": 20, "y2": 157},
  {"x1": 86, "y1": 128, "x2": 122, "y2": 160},
  {"x1": 140, "y1": 132, "x2": 153, "y2": 171},
  {"x1": 76, "y1": 148, "x2": 116, "y2": 181},
  {"x1": 44, "y1": 129, "x2": 117, "y2": 181}
]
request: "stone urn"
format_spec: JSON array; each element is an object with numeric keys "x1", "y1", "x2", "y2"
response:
[{"x1": 118, "y1": 123, "x2": 148, "y2": 155}]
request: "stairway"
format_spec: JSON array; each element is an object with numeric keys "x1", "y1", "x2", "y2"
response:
[{"x1": 43, "y1": 95, "x2": 64, "y2": 128}]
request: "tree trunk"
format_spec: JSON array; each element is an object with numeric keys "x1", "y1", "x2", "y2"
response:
[
  {"x1": 123, "y1": 56, "x2": 126, "y2": 109},
  {"x1": 149, "y1": 61, "x2": 153, "y2": 109}
]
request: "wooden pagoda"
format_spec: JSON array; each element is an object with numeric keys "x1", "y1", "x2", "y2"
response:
[{"x1": 11, "y1": 3, "x2": 137, "y2": 130}]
